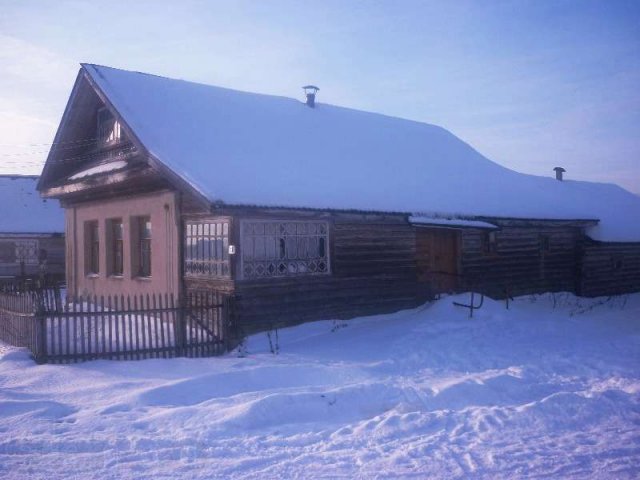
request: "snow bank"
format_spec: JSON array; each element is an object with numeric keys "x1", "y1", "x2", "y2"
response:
[
  {"x1": 1, "y1": 292, "x2": 639, "y2": 478},
  {"x1": 0, "y1": 175, "x2": 64, "y2": 233},
  {"x1": 83, "y1": 64, "x2": 640, "y2": 242}
]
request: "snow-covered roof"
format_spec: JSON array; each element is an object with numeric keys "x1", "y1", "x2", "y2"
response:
[
  {"x1": 68, "y1": 160, "x2": 128, "y2": 180},
  {"x1": 0, "y1": 175, "x2": 65, "y2": 234},
  {"x1": 409, "y1": 216, "x2": 498, "y2": 230},
  {"x1": 82, "y1": 64, "x2": 640, "y2": 242}
]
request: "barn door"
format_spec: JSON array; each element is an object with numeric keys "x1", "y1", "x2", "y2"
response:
[{"x1": 416, "y1": 228, "x2": 460, "y2": 294}]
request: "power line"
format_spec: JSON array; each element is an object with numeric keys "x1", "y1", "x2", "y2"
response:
[{"x1": 0, "y1": 137, "x2": 100, "y2": 148}]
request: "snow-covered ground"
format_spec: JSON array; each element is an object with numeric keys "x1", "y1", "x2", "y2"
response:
[{"x1": 1, "y1": 293, "x2": 639, "y2": 479}]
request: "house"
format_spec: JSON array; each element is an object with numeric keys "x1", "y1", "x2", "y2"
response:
[
  {"x1": 37, "y1": 64, "x2": 640, "y2": 330},
  {"x1": 0, "y1": 175, "x2": 65, "y2": 284}
]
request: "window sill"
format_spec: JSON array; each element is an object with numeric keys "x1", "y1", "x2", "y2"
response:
[
  {"x1": 86, "y1": 273, "x2": 100, "y2": 279},
  {"x1": 108, "y1": 275, "x2": 124, "y2": 280},
  {"x1": 134, "y1": 276, "x2": 152, "y2": 282}
]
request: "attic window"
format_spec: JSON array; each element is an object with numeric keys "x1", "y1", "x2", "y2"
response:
[{"x1": 97, "y1": 107, "x2": 124, "y2": 146}]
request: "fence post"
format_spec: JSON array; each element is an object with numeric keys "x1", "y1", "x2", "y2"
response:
[
  {"x1": 175, "y1": 295, "x2": 187, "y2": 357},
  {"x1": 222, "y1": 295, "x2": 237, "y2": 353},
  {"x1": 35, "y1": 302, "x2": 47, "y2": 364}
]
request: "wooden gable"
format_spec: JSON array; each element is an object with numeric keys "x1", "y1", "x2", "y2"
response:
[{"x1": 37, "y1": 66, "x2": 210, "y2": 210}]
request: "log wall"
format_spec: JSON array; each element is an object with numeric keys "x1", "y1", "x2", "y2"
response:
[
  {"x1": 229, "y1": 215, "x2": 425, "y2": 330},
  {"x1": 459, "y1": 224, "x2": 582, "y2": 298},
  {"x1": 579, "y1": 241, "x2": 640, "y2": 297}
]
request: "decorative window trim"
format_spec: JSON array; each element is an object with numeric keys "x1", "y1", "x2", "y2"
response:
[
  {"x1": 184, "y1": 220, "x2": 230, "y2": 278},
  {"x1": 239, "y1": 219, "x2": 330, "y2": 280},
  {"x1": 15, "y1": 239, "x2": 39, "y2": 265}
]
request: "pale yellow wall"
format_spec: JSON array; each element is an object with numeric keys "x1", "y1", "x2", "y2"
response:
[{"x1": 66, "y1": 191, "x2": 180, "y2": 298}]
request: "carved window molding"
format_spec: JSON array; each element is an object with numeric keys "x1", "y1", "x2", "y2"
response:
[
  {"x1": 184, "y1": 221, "x2": 230, "y2": 278},
  {"x1": 240, "y1": 220, "x2": 330, "y2": 279}
]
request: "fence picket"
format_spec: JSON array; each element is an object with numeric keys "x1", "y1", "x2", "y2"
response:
[{"x1": 1, "y1": 287, "x2": 230, "y2": 364}]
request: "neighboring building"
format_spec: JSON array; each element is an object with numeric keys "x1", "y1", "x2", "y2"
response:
[
  {"x1": 37, "y1": 64, "x2": 640, "y2": 329},
  {"x1": 0, "y1": 175, "x2": 65, "y2": 283}
]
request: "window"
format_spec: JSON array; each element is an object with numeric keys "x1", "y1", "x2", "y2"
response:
[
  {"x1": 612, "y1": 256, "x2": 623, "y2": 272},
  {"x1": 241, "y1": 220, "x2": 329, "y2": 279},
  {"x1": 0, "y1": 241, "x2": 15, "y2": 263},
  {"x1": 135, "y1": 216, "x2": 152, "y2": 277},
  {"x1": 15, "y1": 240, "x2": 39, "y2": 265},
  {"x1": 108, "y1": 219, "x2": 124, "y2": 276},
  {"x1": 540, "y1": 235, "x2": 550, "y2": 253},
  {"x1": 85, "y1": 221, "x2": 100, "y2": 274},
  {"x1": 97, "y1": 107, "x2": 124, "y2": 146},
  {"x1": 184, "y1": 221, "x2": 230, "y2": 277},
  {"x1": 482, "y1": 231, "x2": 497, "y2": 254}
]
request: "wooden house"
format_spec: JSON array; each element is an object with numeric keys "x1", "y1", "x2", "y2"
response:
[
  {"x1": 0, "y1": 175, "x2": 65, "y2": 283},
  {"x1": 37, "y1": 65, "x2": 640, "y2": 330}
]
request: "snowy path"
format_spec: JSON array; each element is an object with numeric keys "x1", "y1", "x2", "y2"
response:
[{"x1": 1, "y1": 293, "x2": 639, "y2": 479}]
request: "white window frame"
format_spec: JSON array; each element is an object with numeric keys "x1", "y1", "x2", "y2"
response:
[
  {"x1": 239, "y1": 219, "x2": 330, "y2": 280},
  {"x1": 184, "y1": 220, "x2": 231, "y2": 278}
]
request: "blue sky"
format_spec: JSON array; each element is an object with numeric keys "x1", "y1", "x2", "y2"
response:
[{"x1": 1, "y1": 0, "x2": 638, "y2": 193}]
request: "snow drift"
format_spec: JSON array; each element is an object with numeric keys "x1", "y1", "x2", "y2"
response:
[{"x1": 1, "y1": 292, "x2": 639, "y2": 478}]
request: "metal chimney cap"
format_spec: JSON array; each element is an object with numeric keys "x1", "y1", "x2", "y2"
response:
[
  {"x1": 553, "y1": 167, "x2": 566, "y2": 173},
  {"x1": 302, "y1": 85, "x2": 320, "y2": 92}
]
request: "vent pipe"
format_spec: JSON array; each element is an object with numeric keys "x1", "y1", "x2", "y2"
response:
[
  {"x1": 553, "y1": 167, "x2": 566, "y2": 181},
  {"x1": 302, "y1": 85, "x2": 319, "y2": 108}
]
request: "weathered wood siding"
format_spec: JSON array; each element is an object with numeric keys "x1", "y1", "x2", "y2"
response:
[
  {"x1": 460, "y1": 225, "x2": 582, "y2": 297},
  {"x1": 415, "y1": 228, "x2": 460, "y2": 294},
  {"x1": 579, "y1": 241, "x2": 640, "y2": 297},
  {"x1": 231, "y1": 215, "x2": 424, "y2": 330},
  {"x1": 0, "y1": 235, "x2": 65, "y2": 280}
]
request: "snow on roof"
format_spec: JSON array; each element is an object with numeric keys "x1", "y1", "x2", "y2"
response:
[
  {"x1": 68, "y1": 160, "x2": 128, "y2": 180},
  {"x1": 409, "y1": 216, "x2": 498, "y2": 230},
  {"x1": 83, "y1": 64, "x2": 640, "y2": 242},
  {"x1": 0, "y1": 175, "x2": 64, "y2": 234}
]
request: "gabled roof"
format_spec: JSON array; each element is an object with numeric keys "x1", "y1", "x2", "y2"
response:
[
  {"x1": 0, "y1": 175, "x2": 64, "y2": 234},
  {"x1": 48, "y1": 64, "x2": 640, "y2": 242}
]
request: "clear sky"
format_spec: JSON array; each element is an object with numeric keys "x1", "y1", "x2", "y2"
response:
[{"x1": 1, "y1": 0, "x2": 638, "y2": 193}]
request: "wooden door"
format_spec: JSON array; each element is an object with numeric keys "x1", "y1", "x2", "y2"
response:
[{"x1": 416, "y1": 228, "x2": 460, "y2": 294}]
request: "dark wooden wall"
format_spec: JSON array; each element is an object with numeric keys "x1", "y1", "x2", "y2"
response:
[
  {"x1": 579, "y1": 240, "x2": 640, "y2": 297},
  {"x1": 0, "y1": 235, "x2": 65, "y2": 279},
  {"x1": 228, "y1": 214, "x2": 425, "y2": 330},
  {"x1": 459, "y1": 224, "x2": 582, "y2": 298},
  {"x1": 415, "y1": 228, "x2": 460, "y2": 295}
]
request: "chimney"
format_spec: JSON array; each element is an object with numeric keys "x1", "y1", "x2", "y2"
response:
[
  {"x1": 553, "y1": 167, "x2": 566, "y2": 181},
  {"x1": 302, "y1": 85, "x2": 319, "y2": 108}
]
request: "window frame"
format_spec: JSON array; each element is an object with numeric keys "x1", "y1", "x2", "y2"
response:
[
  {"x1": 481, "y1": 231, "x2": 498, "y2": 255},
  {"x1": 239, "y1": 219, "x2": 331, "y2": 280},
  {"x1": 540, "y1": 234, "x2": 551, "y2": 254},
  {"x1": 85, "y1": 220, "x2": 100, "y2": 275},
  {"x1": 107, "y1": 218, "x2": 124, "y2": 277},
  {"x1": 184, "y1": 220, "x2": 231, "y2": 278},
  {"x1": 134, "y1": 216, "x2": 152, "y2": 278},
  {"x1": 97, "y1": 107, "x2": 124, "y2": 147}
]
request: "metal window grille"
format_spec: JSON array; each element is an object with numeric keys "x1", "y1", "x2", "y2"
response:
[
  {"x1": 241, "y1": 220, "x2": 329, "y2": 279},
  {"x1": 184, "y1": 221, "x2": 230, "y2": 278}
]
